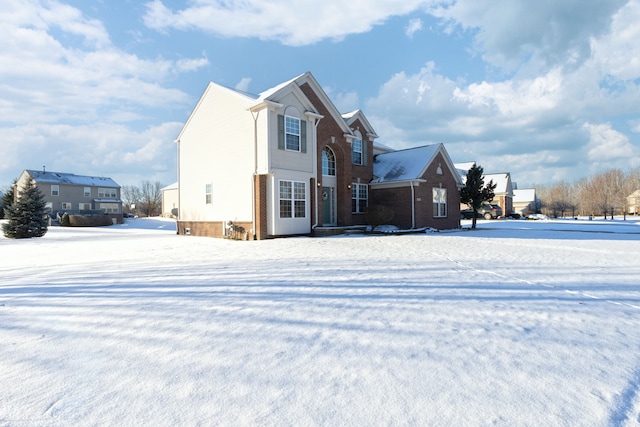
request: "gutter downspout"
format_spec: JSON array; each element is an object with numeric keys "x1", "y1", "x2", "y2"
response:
[
  {"x1": 174, "y1": 138, "x2": 180, "y2": 233},
  {"x1": 410, "y1": 180, "x2": 416, "y2": 229},
  {"x1": 250, "y1": 110, "x2": 260, "y2": 240},
  {"x1": 312, "y1": 117, "x2": 322, "y2": 230}
]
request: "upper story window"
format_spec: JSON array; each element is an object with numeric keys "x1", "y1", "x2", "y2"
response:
[
  {"x1": 84, "y1": 187, "x2": 91, "y2": 197},
  {"x1": 98, "y1": 187, "x2": 117, "y2": 198},
  {"x1": 278, "y1": 114, "x2": 307, "y2": 153},
  {"x1": 285, "y1": 116, "x2": 300, "y2": 151},
  {"x1": 205, "y1": 183, "x2": 212, "y2": 204},
  {"x1": 352, "y1": 138, "x2": 362, "y2": 165},
  {"x1": 322, "y1": 147, "x2": 336, "y2": 176},
  {"x1": 51, "y1": 185, "x2": 59, "y2": 196},
  {"x1": 352, "y1": 131, "x2": 366, "y2": 165}
]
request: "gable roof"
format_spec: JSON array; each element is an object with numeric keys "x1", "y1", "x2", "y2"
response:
[
  {"x1": 23, "y1": 170, "x2": 120, "y2": 187},
  {"x1": 484, "y1": 172, "x2": 512, "y2": 194},
  {"x1": 252, "y1": 72, "x2": 354, "y2": 137},
  {"x1": 342, "y1": 109, "x2": 378, "y2": 140},
  {"x1": 371, "y1": 143, "x2": 462, "y2": 185},
  {"x1": 513, "y1": 188, "x2": 536, "y2": 202}
]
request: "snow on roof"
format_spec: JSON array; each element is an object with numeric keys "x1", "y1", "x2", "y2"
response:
[
  {"x1": 256, "y1": 73, "x2": 306, "y2": 102},
  {"x1": 513, "y1": 188, "x2": 536, "y2": 202},
  {"x1": 484, "y1": 173, "x2": 511, "y2": 193},
  {"x1": 26, "y1": 170, "x2": 120, "y2": 187},
  {"x1": 371, "y1": 144, "x2": 442, "y2": 183},
  {"x1": 162, "y1": 182, "x2": 178, "y2": 191},
  {"x1": 341, "y1": 110, "x2": 358, "y2": 119}
]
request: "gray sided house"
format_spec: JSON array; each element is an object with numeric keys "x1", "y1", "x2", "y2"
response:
[{"x1": 16, "y1": 169, "x2": 123, "y2": 224}]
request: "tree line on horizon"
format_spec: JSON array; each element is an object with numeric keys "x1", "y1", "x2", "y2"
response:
[{"x1": 533, "y1": 167, "x2": 640, "y2": 219}]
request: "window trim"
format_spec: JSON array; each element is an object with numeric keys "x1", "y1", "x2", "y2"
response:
[
  {"x1": 279, "y1": 180, "x2": 306, "y2": 219},
  {"x1": 51, "y1": 185, "x2": 59, "y2": 197},
  {"x1": 433, "y1": 187, "x2": 447, "y2": 218},
  {"x1": 322, "y1": 147, "x2": 336, "y2": 176},
  {"x1": 352, "y1": 138, "x2": 363, "y2": 165},
  {"x1": 351, "y1": 183, "x2": 368, "y2": 214},
  {"x1": 284, "y1": 115, "x2": 301, "y2": 152},
  {"x1": 205, "y1": 183, "x2": 212, "y2": 205}
]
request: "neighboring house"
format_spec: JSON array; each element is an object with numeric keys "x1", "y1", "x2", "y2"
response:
[
  {"x1": 484, "y1": 173, "x2": 513, "y2": 217},
  {"x1": 15, "y1": 169, "x2": 123, "y2": 223},
  {"x1": 455, "y1": 162, "x2": 514, "y2": 217},
  {"x1": 161, "y1": 182, "x2": 179, "y2": 217},
  {"x1": 370, "y1": 144, "x2": 462, "y2": 230},
  {"x1": 175, "y1": 71, "x2": 461, "y2": 239},
  {"x1": 628, "y1": 189, "x2": 640, "y2": 214},
  {"x1": 513, "y1": 188, "x2": 537, "y2": 216}
]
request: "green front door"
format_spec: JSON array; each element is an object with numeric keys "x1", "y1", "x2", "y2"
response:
[{"x1": 322, "y1": 186, "x2": 334, "y2": 225}]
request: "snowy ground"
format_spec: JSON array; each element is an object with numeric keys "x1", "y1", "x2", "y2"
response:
[{"x1": 1, "y1": 217, "x2": 639, "y2": 426}]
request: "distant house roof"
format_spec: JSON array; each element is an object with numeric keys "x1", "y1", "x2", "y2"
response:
[
  {"x1": 513, "y1": 188, "x2": 536, "y2": 202},
  {"x1": 162, "y1": 182, "x2": 178, "y2": 191},
  {"x1": 371, "y1": 143, "x2": 461, "y2": 185},
  {"x1": 484, "y1": 173, "x2": 512, "y2": 194},
  {"x1": 24, "y1": 170, "x2": 120, "y2": 188}
]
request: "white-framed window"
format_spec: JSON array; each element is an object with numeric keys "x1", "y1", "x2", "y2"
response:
[
  {"x1": 352, "y1": 184, "x2": 368, "y2": 214},
  {"x1": 79, "y1": 203, "x2": 91, "y2": 210},
  {"x1": 51, "y1": 185, "x2": 59, "y2": 196},
  {"x1": 322, "y1": 147, "x2": 336, "y2": 176},
  {"x1": 285, "y1": 116, "x2": 300, "y2": 151},
  {"x1": 352, "y1": 138, "x2": 363, "y2": 165},
  {"x1": 45, "y1": 202, "x2": 52, "y2": 213},
  {"x1": 84, "y1": 187, "x2": 91, "y2": 197},
  {"x1": 100, "y1": 203, "x2": 119, "y2": 213},
  {"x1": 98, "y1": 187, "x2": 117, "y2": 198},
  {"x1": 61, "y1": 202, "x2": 72, "y2": 209},
  {"x1": 279, "y1": 180, "x2": 306, "y2": 218},
  {"x1": 433, "y1": 187, "x2": 447, "y2": 217},
  {"x1": 205, "y1": 183, "x2": 212, "y2": 204}
]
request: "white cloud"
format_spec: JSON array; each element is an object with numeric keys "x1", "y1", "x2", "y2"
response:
[
  {"x1": 590, "y1": 0, "x2": 640, "y2": 81},
  {"x1": 584, "y1": 123, "x2": 637, "y2": 162},
  {"x1": 235, "y1": 77, "x2": 252, "y2": 92},
  {"x1": 143, "y1": 0, "x2": 435, "y2": 46},
  {"x1": 430, "y1": 0, "x2": 628, "y2": 74},
  {"x1": 2, "y1": 122, "x2": 182, "y2": 186},
  {"x1": 405, "y1": 18, "x2": 423, "y2": 39},
  {"x1": 0, "y1": 0, "x2": 207, "y2": 126}
]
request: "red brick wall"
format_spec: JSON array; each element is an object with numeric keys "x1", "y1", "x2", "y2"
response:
[{"x1": 370, "y1": 151, "x2": 461, "y2": 230}]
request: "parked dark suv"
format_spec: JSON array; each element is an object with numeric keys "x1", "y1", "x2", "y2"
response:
[{"x1": 461, "y1": 203, "x2": 502, "y2": 220}]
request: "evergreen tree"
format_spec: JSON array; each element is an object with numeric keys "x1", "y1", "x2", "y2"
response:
[
  {"x1": 2, "y1": 178, "x2": 49, "y2": 239},
  {"x1": 459, "y1": 164, "x2": 497, "y2": 229},
  {"x1": 1, "y1": 180, "x2": 16, "y2": 220}
]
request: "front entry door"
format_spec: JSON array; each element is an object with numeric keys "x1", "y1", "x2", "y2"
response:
[{"x1": 322, "y1": 186, "x2": 335, "y2": 225}]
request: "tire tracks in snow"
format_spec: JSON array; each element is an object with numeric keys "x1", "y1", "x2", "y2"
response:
[{"x1": 379, "y1": 235, "x2": 640, "y2": 311}]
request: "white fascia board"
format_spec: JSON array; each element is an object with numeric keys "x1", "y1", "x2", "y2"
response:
[{"x1": 370, "y1": 179, "x2": 427, "y2": 190}]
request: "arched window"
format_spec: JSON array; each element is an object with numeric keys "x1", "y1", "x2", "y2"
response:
[{"x1": 322, "y1": 147, "x2": 336, "y2": 176}]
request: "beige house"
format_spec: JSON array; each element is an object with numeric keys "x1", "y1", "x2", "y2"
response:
[
  {"x1": 161, "y1": 182, "x2": 178, "y2": 217},
  {"x1": 628, "y1": 189, "x2": 640, "y2": 214},
  {"x1": 513, "y1": 188, "x2": 537, "y2": 216},
  {"x1": 175, "y1": 71, "x2": 461, "y2": 239},
  {"x1": 16, "y1": 169, "x2": 123, "y2": 223},
  {"x1": 455, "y1": 163, "x2": 514, "y2": 217},
  {"x1": 484, "y1": 173, "x2": 514, "y2": 217}
]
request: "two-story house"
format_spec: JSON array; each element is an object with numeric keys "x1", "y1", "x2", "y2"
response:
[
  {"x1": 16, "y1": 169, "x2": 123, "y2": 223},
  {"x1": 175, "y1": 72, "x2": 461, "y2": 239}
]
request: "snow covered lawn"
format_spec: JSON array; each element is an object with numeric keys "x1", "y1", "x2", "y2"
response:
[{"x1": 1, "y1": 217, "x2": 640, "y2": 426}]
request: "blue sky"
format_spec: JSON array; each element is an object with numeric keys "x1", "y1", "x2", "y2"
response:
[{"x1": 2, "y1": 0, "x2": 639, "y2": 189}]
